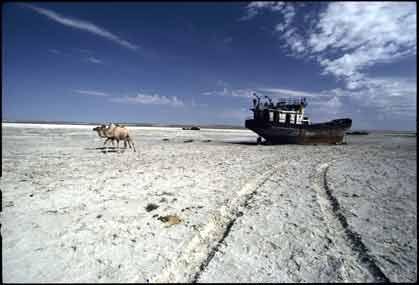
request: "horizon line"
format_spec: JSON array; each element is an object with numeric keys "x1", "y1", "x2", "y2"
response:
[{"x1": 2, "y1": 120, "x2": 416, "y2": 133}]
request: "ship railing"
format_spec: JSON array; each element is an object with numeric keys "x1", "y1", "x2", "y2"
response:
[{"x1": 274, "y1": 97, "x2": 306, "y2": 106}]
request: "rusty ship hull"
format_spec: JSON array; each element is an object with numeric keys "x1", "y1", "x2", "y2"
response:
[{"x1": 245, "y1": 118, "x2": 352, "y2": 144}]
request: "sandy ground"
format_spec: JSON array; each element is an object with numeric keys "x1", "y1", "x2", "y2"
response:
[{"x1": 1, "y1": 123, "x2": 417, "y2": 283}]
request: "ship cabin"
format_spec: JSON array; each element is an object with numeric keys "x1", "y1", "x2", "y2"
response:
[{"x1": 251, "y1": 95, "x2": 310, "y2": 127}]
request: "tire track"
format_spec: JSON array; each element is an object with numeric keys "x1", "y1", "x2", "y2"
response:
[
  {"x1": 151, "y1": 164, "x2": 281, "y2": 283},
  {"x1": 315, "y1": 162, "x2": 390, "y2": 283}
]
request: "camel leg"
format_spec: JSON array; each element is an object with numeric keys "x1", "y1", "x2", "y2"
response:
[
  {"x1": 103, "y1": 138, "x2": 114, "y2": 152},
  {"x1": 103, "y1": 138, "x2": 111, "y2": 152},
  {"x1": 129, "y1": 138, "x2": 136, "y2": 152},
  {"x1": 115, "y1": 139, "x2": 118, "y2": 152},
  {"x1": 125, "y1": 137, "x2": 132, "y2": 151}
]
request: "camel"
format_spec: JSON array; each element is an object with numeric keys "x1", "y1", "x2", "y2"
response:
[
  {"x1": 93, "y1": 123, "x2": 136, "y2": 152},
  {"x1": 93, "y1": 124, "x2": 116, "y2": 147},
  {"x1": 93, "y1": 124, "x2": 128, "y2": 147}
]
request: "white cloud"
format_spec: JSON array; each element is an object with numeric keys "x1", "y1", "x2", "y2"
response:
[
  {"x1": 241, "y1": 2, "x2": 417, "y2": 125},
  {"x1": 203, "y1": 87, "x2": 254, "y2": 98},
  {"x1": 208, "y1": 76, "x2": 416, "y2": 123},
  {"x1": 24, "y1": 4, "x2": 138, "y2": 51},
  {"x1": 281, "y1": 3, "x2": 296, "y2": 27},
  {"x1": 202, "y1": 88, "x2": 228, "y2": 96},
  {"x1": 275, "y1": 23, "x2": 286, "y2": 32},
  {"x1": 75, "y1": 90, "x2": 110, "y2": 96},
  {"x1": 344, "y1": 77, "x2": 417, "y2": 114},
  {"x1": 323, "y1": 96, "x2": 343, "y2": 113},
  {"x1": 76, "y1": 89, "x2": 188, "y2": 108},
  {"x1": 204, "y1": 81, "x2": 255, "y2": 98},
  {"x1": 231, "y1": 89, "x2": 255, "y2": 98},
  {"x1": 240, "y1": 2, "x2": 285, "y2": 20},
  {"x1": 309, "y1": 3, "x2": 416, "y2": 53},
  {"x1": 244, "y1": 2, "x2": 304, "y2": 57},
  {"x1": 244, "y1": 3, "x2": 416, "y2": 89},
  {"x1": 258, "y1": 87, "x2": 327, "y2": 98},
  {"x1": 109, "y1": 93, "x2": 185, "y2": 107},
  {"x1": 311, "y1": 76, "x2": 417, "y2": 120},
  {"x1": 86, "y1": 56, "x2": 103, "y2": 64},
  {"x1": 242, "y1": 1, "x2": 295, "y2": 28},
  {"x1": 278, "y1": 2, "x2": 415, "y2": 88}
]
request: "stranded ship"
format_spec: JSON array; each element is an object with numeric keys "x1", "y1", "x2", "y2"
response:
[{"x1": 245, "y1": 93, "x2": 352, "y2": 144}]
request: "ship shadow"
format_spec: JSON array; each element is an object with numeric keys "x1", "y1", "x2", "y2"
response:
[
  {"x1": 226, "y1": 140, "x2": 306, "y2": 146},
  {"x1": 225, "y1": 141, "x2": 273, "y2": 146}
]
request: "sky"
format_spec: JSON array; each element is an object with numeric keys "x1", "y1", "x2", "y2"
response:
[{"x1": 2, "y1": 2, "x2": 417, "y2": 130}]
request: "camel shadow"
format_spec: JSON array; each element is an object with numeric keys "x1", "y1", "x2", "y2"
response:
[
  {"x1": 101, "y1": 150, "x2": 123, "y2": 154},
  {"x1": 84, "y1": 146, "x2": 119, "y2": 150},
  {"x1": 84, "y1": 146, "x2": 130, "y2": 153}
]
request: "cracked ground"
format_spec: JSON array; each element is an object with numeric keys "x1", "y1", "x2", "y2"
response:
[{"x1": 1, "y1": 125, "x2": 417, "y2": 282}]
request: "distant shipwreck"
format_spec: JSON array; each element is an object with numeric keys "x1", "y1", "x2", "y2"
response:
[
  {"x1": 182, "y1": 126, "x2": 200, "y2": 130},
  {"x1": 346, "y1": 131, "x2": 369, "y2": 135},
  {"x1": 245, "y1": 93, "x2": 352, "y2": 144}
]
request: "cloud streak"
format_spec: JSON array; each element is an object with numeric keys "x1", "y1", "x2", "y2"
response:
[
  {"x1": 258, "y1": 87, "x2": 328, "y2": 98},
  {"x1": 203, "y1": 88, "x2": 255, "y2": 98},
  {"x1": 24, "y1": 4, "x2": 138, "y2": 51},
  {"x1": 203, "y1": 82, "x2": 255, "y2": 98},
  {"x1": 75, "y1": 89, "x2": 186, "y2": 108},
  {"x1": 109, "y1": 93, "x2": 185, "y2": 107},
  {"x1": 85, "y1": 56, "x2": 103, "y2": 64},
  {"x1": 75, "y1": 90, "x2": 110, "y2": 97}
]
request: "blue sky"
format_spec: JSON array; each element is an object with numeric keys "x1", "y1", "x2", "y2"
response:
[{"x1": 3, "y1": 2, "x2": 417, "y2": 130}]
